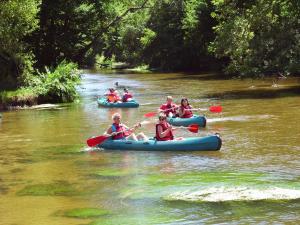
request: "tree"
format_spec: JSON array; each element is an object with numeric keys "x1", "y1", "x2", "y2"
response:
[
  {"x1": 210, "y1": 0, "x2": 300, "y2": 77},
  {"x1": 0, "y1": 0, "x2": 39, "y2": 89}
]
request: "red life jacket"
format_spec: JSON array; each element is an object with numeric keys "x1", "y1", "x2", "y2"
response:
[
  {"x1": 111, "y1": 123, "x2": 129, "y2": 140},
  {"x1": 160, "y1": 103, "x2": 177, "y2": 116},
  {"x1": 122, "y1": 93, "x2": 133, "y2": 102},
  {"x1": 155, "y1": 122, "x2": 174, "y2": 141},
  {"x1": 180, "y1": 105, "x2": 193, "y2": 118}
]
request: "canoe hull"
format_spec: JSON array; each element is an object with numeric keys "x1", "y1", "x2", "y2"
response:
[
  {"x1": 167, "y1": 115, "x2": 206, "y2": 127},
  {"x1": 97, "y1": 98, "x2": 139, "y2": 108},
  {"x1": 98, "y1": 135, "x2": 221, "y2": 151}
]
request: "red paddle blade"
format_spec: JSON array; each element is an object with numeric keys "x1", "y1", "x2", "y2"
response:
[
  {"x1": 87, "y1": 135, "x2": 109, "y2": 147},
  {"x1": 144, "y1": 112, "x2": 157, "y2": 117},
  {"x1": 209, "y1": 105, "x2": 222, "y2": 113},
  {"x1": 188, "y1": 124, "x2": 199, "y2": 133}
]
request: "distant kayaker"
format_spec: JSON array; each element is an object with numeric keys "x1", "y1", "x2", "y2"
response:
[
  {"x1": 122, "y1": 88, "x2": 133, "y2": 102},
  {"x1": 105, "y1": 113, "x2": 148, "y2": 141},
  {"x1": 155, "y1": 113, "x2": 176, "y2": 141},
  {"x1": 105, "y1": 88, "x2": 121, "y2": 103},
  {"x1": 178, "y1": 98, "x2": 193, "y2": 118},
  {"x1": 159, "y1": 96, "x2": 178, "y2": 117}
]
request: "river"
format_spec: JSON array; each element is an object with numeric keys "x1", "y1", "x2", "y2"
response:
[{"x1": 0, "y1": 71, "x2": 299, "y2": 225}]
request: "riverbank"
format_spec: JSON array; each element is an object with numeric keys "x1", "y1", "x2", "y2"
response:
[{"x1": 0, "y1": 61, "x2": 81, "y2": 111}]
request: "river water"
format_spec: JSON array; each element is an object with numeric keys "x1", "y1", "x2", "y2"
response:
[{"x1": 0, "y1": 71, "x2": 299, "y2": 225}]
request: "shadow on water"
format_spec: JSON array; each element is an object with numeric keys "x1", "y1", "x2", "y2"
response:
[
  {"x1": 159, "y1": 72, "x2": 229, "y2": 81},
  {"x1": 203, "y1": 85, "x2": 300, "y2": 99}
]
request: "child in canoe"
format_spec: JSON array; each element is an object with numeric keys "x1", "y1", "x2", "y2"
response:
[
  {"x1": 122, "y1": 88, "x2": 133, "y2": 102},
  {"x1": 159, "y1": 96, "x2": 178, "y2": 117},
  {"x1": 105, "y1": 113, "x2": 148, "y2": 141},
  {"x1": 178, "y1": 98, "x2": 193, "y2": 118}
]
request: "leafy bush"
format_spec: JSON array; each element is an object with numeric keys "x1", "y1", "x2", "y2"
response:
[
  {"x1": 38, "y1": 61, "x2": 81, "y2": 102},
  {"x1": 0, "y1": 61, "x2": 81, "y2": 108}
]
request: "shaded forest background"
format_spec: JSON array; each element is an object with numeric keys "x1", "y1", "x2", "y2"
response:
[{"x1": 1, "y1": 0, "x2": 299, "y2": 91}]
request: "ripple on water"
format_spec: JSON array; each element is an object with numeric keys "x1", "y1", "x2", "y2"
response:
[
  {"x1": 207, "y1": 114, "x2": 275, "y2": 123},
  {"x1": 165, "y1": 187, "x2": 300, "y2": 202}
]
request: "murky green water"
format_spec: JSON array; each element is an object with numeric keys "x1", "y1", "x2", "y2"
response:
[{"x1": 0, "y1": 71, "x2": 299, "y2": 225}]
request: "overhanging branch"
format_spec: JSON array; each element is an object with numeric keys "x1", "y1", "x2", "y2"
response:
[{"x1": 75, "y1": 0, "x2": 151, "y2": 63}]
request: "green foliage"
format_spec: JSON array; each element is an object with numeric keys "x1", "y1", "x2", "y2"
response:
[
  {"x1": 31, "y1": 0, "x2": 109, "y2": 67},
  {"x1": 140, "y1": 28, "x2": 157, "y2": 47},
  {"x1": 0, "y1": 88, "x2": 38, "y2": 108},
  {"x1": 34, "y1": 61, "x2": 81, "y2": 102},
  {"x1": 1, "y1": 0, "x2": 300, "y2": 92},
  {"x1": 138, "y1": 0, "x2": 217, "y2": 71},
  {"x1": 0, "y1": 0, "x2": 39, "y2": 54},
  {"x1": 0, "y1": 0, "x2": 40, "y2": 89},
  {"x1": 0, "y1": 61, "x2": 81, "y2": 108},
  {"x1": 95, "y1": 54, "x2": 116, "y2": 69},
  {"x1": 210, "y1": 0, "x2": 300, "y2": 77}
]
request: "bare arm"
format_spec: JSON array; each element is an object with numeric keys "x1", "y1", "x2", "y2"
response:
[
  {"x1": 104, "y1": 126, "x2": 113, "y2": 135},
  {"x1": 178, "y1": 108, "x2": 184, "y2": 117},
  {"x1": 157, "y1": 125, "x2": 172, "y2": 138}
]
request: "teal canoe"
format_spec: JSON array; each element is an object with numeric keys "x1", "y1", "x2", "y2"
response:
[
  {"x1": 97, "y1": 98, "x2": 139, "y2": 108},
  {"x1": 167, "y1": 115, "x2": 206, "y2": 127},
  {"x1": 98, "y1": 135, "x2": 221, "y2": 151}
]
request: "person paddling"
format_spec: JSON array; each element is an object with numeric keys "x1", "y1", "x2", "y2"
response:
[
  {"x1": 178, "y1": 98, "x2": 193, "y2": 118},
  {"x1": 159, "y1": 96, "x2": 178, "y2": 117},
  {"x1": 155, "y1": 114, "x2": 176, "y2": 141},
  {"x1": 122, "y1": 88, "x2": 133, "y2": 102},
  {"x1": 105, "y1": 88, "x2": 121, "y2": 103},
  {"x1": 105, "y1": 113, "x2": 148, "y2": 141}
]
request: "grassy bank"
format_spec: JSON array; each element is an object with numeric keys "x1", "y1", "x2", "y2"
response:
[{"x1": 0, "y1": 61, "x2": 81, "y2": 110}]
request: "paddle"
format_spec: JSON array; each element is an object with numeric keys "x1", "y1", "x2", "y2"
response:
[
  {"x1": 144, "y1": 106, "x2": 178, "y2": 118},
  {"x1": 87, "y1": 121, "x2": 150, "y2": 147},
  {"x1": 144, "y1": 105, "x2": 222, "y2": 118},
  {"x1": 177, "y1": 124, "x2": 199, "y2": 133},
  {"x1": 189, "y1": 105, "x2": 223, "y2": 113}
]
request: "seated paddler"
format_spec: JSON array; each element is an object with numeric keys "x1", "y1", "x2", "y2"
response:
[
  {"x1": 105, "y1": 113, "x2": 148, "y2": 141},
  {"x1": 178, "y1": 98, "x2": 193, "y2": 118},
  {"x1": 159, "y1": 96, "x2": 178, "y2": 117},
  {"x1": 155, "y1": 113, "x2": 177, "y2": 141}
]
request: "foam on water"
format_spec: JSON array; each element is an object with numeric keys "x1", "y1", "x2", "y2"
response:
[
  {"x1": 207, "y1": 115, "x2": 273, "y2": 123},
  {"x1": 165, "y1": 187, "x2": 300, "y2": 202}
]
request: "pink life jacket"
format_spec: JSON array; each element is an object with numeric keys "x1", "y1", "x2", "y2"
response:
[
  {"x1": 155, "y1": 122, "x2": 174, "y2": 141},
  {"x1": 180, "y1": 105, "x2": 193, "y2": 118},
  {"x1": 122, "y1": 93, "x2": 133, "y2": 102},
  {"x1": 111, "y1": 123, "x2": 129, "y2": 140}
]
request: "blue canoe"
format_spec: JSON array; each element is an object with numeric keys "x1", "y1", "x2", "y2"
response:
[
  {"x1": 97, "y1": 98, "x2": 139, "y2": 108},
  {"x1": 98, "y1": 135, "x2": 221, "y2": 151},
  {"x1": 167, "y1": 115, "x2": 206, "y2": 127}
]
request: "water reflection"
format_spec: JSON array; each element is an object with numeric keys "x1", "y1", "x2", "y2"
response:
[{"x1": 0, "y1": 71, "x2": 299, "y2": 225}]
